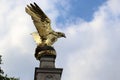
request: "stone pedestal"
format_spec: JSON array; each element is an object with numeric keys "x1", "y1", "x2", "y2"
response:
[
  {"x1": 34, "y1": 46, "x2": 63, "y2": 80},
  {"x1": 34, "y1": 66, "x2": 63, "y2": 80},
  {"x1": 40, "y1": 56, "x2": 55, "y2": 68}
]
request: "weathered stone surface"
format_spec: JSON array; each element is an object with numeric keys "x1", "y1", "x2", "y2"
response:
[
  {"x1": 39, "y1": 56, "x2": 55, "y2": 68},
  {"x1": 34, "y1": 68, "x2": 63, "y2": 80}
]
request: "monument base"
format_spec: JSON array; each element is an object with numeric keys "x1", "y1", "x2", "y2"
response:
[{"x1": 34, "y1": 68, "x2": 63, "y2": 80}]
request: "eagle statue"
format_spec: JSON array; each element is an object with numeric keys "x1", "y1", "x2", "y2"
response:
[{"x1": 25, "y1": 2, "x2": 66, "y2": 47}]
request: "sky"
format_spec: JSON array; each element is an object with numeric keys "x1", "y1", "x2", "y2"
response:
[{"x1": 0, "y1": 0, "x2": 120, "y2": 80}]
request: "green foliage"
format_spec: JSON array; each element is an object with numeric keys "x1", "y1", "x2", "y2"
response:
[
  {"x1": 0, "y1": 55, "x2": 19, "y2": 80},
  {"x1": 0, "y1": 75, "x2": 19, "y2": 80}
]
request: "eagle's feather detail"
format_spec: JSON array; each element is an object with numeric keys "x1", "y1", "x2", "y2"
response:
[
  {"x1": 26, "y1": 2, "x2": 66, "y2": 46},
  {"x1": 31, "y1": 32, "x2": 41, "y2": 45}
]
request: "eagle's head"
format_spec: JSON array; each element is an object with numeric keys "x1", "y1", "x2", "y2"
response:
[{"x1": 57, "y1": 32, "x2": 66, "y2": 38}]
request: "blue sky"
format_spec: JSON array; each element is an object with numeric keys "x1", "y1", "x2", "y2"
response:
[
  {"x1": 0, "y1": 0, "x2": 120, "y2": 80},
  {"x1": 56, "y1": 0, "x2": 106, "y2": 24}
]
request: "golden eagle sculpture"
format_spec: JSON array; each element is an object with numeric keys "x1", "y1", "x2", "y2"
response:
[
  {"x1": 25, "y1": 2, "x2": 66, "y2": 59},
  {"x1": 25, "y1": 2, "x2": 66, "y2": 47}
]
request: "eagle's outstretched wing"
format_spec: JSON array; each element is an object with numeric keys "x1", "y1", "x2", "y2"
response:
[
  {"x1": 25, "y1": 2, "x2": 52, "y2": 38},
  {"x1": 31, "y1": 32, "x2": 42, "y2": 45},
  {"x1": 26, "y1": 2, "x2": 66, "y2": 46}
]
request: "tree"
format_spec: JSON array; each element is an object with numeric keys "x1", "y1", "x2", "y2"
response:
[
  {"x1": 0, "y1": 55, "x2": 4, "y2": 75},
  {"x1": 0, "y1": 55, "x2": 19, "y2": 80}
]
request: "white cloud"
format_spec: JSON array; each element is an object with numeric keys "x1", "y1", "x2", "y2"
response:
[
  {"x1": 0, "y1": 0, "x2": 120, "y2": 80},
  {"x1": 107, "y1": 0, "x2": 120, "y2": 15},
  {"x1": 0, "y1": 0, "x2": 61, "y2": 80},
  {"x1": 60, "y1": 0, "x2": 120, "y2": 80}
]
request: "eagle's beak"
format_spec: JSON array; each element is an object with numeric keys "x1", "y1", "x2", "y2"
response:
[{"x1": 63, "y1": 35, "x2": 66, "y2": 38}]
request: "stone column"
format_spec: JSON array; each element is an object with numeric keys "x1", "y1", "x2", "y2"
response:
[{"x1": 34, "y1": 46, "x2": 63, "y2": 80}]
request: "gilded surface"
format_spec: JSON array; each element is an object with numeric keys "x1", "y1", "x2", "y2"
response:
[{"x1": 25, "y1": 2, "x2": 66, "y2": 46}]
